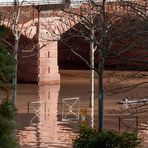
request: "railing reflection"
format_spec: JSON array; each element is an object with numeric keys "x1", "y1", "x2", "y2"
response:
[{"x1": 27, "y1": 100, "x2": 47, "y2": 125}]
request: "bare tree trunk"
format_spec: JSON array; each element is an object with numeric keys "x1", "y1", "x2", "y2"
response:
[
  {"x1": 90, "y1": 40, "x2": 95, "y2": 128},
  {"x1": 98, "y1": 0, "x2": 106, "y2": 131},
  {"x1": 12, "y1": 39, "x2": 18, "y2": 106},
  {"x1": 98, "y1": 55, "x2": 104, "y2": 131},
  {"x1": 90, "y1": 34, "x2": 95, "y2": 108},
  {"x1": 89, "y1": 3, "x2": 95, "y2": 127},
  {"x1": 12, "y1": 0, "x2": 20, "y2": 106}
]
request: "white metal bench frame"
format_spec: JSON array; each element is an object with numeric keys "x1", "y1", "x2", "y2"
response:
[{"x1": 62, "y1": 97, "x2": 80, "y2": 121}]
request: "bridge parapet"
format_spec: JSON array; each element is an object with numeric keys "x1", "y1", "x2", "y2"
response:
[{"x1": 0, "y1": 0, "x2": 69, "y2": 6}]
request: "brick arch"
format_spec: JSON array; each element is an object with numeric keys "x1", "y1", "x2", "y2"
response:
[{"x1": 57, "y1": 9, "x2": 148, "y2": 71}]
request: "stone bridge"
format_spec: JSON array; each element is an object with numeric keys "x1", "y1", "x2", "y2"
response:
[{"x1": 0, "y1": 0, "x2": 143, "y2": 84}]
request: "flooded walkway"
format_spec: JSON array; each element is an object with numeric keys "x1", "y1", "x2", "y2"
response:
[
  {"x1": 15, "y1": 70, "x2": 98, "y2": 147},
  {"x1": 1, "y1": 70, "x2": 148, "y2": 147},
  {"x1": 16, "y1": 84, "x2": 79, "y2": 148}
]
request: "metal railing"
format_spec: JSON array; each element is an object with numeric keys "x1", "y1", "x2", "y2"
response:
[
  {"x1": 0, "y1": 0, "x2": 68, "y2": 6},
  {"x1": 0, "y1": 0, "x2": 137, "y2": 7}
]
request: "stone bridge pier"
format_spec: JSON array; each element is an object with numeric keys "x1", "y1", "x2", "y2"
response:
[
  {"x1": 38, "y1": 40, "x2": 60, "y2": 85},
  {"x1": 38, "y1": 12, "x2": 75, "y2": 85},
  {"x1": 36, "y1": 9, "x2": 77, "y2": 85}
]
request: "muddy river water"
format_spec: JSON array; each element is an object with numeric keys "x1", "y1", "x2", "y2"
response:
[{"x1": 0, "y1": 70, "x2": 148, "y2": 147}]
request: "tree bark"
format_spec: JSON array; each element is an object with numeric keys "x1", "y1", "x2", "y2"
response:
[
  {"x1": 98, "y1": 55, "x2": 104, "y2": 131},
  {"x1": 90, "y1": 34, "x2": 95, "y2": 108},
  {"x1": 12, "y1": 0, "x2": 20, "y2": 106},
  {"x1": 12, "y1": 39, "x2": 18, "y2": 106}
]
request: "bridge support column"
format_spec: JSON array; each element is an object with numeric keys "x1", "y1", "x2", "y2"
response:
[{"x1": 38, "y1": 41, "x2": 60, "y2": 85}]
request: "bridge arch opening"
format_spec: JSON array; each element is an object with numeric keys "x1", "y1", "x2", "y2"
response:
[{"x1": 58, "y1": 25, "x2": 90, "y2": 70}]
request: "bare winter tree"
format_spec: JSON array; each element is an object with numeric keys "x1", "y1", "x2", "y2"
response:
[
  {"x1": 12, "y1": 0, "x2": 22, "y2": 106},
  {"x1": 0, "y1": 2, "x2": 45, "y2": 106},
  {"x1": 40, "y1": 0, "x2": 148, "y2": 131}
]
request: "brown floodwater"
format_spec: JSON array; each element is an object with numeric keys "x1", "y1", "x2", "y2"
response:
[{"x1": 0, "y1": 70, "x2": 148, "y2": 147}]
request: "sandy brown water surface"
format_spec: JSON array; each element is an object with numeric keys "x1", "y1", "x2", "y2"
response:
[{"x1": 0, "y1": 70, "x2": 148, "y2": 147}]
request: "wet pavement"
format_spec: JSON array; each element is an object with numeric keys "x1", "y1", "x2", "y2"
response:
[{"x1": 0, "y1": 70, "x2": 148, "y2": 147}]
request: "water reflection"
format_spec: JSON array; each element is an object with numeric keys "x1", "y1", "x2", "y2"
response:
[
  {"x1": 27, "y1": 100, "x2": 47, "y2": 125},
  {"x1": 17, "y1": 84, "x2": 77, "y2": 148}
]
